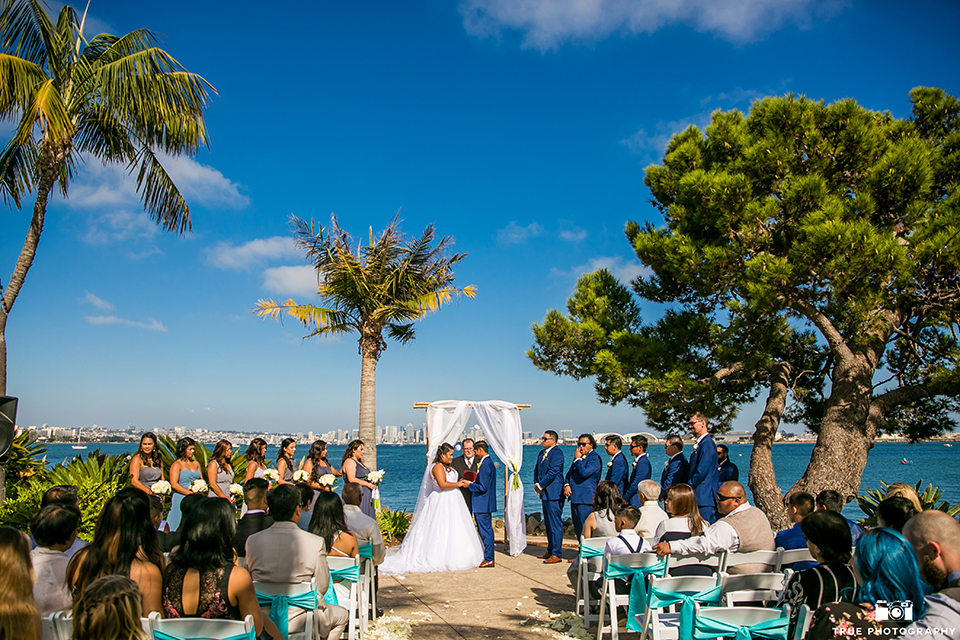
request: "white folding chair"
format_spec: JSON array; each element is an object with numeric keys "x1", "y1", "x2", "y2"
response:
[
  {"x1": 718, "y1": 571, "x2": 787, "y2": 606},
  {"x1": 776, "y1": 548, "x2": 816, "y2": 571},
  {"x1": 42, "y1": 613, "x2": 59, "y2": 640},
  {"x1": 148, "y1": 611, "x2": 256, "y2": 639},
  {"x1": 721, "y1": 549, "x2": 781, "y2": 575},
  {"x1": 327, "y1": 556, "x2": 361, "y2": 640},
  {"x1": 639, "y1": 574, "x2": 720, "y2": 640},
  {"x1": 356, "y1": 547, "x2": 376, "y2": 632},
  {"x1": 792, "y1": 604, "x2": 813, "y2": 640},
  {"x1": 254, "y1": 578, "x2": 317, "y2": 640},
  {"x1": 575, "y1": 536, "x2": 614, "y2": 625},
  {"x1": 664, "y1": 550, "x2": 727, "y2": 576},
  {"x1": 693, "y1": 605, "x2": 788, "y2": 639},
  {"x1": 596, "y1": 551, "x2": 663, "y2": 640}
]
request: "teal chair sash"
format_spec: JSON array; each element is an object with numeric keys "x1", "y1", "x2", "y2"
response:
[
  {"x1": 255, "y1": 588, "x2": 318, "y2": 639},
  {"x1": 601, "y1": 557, "x2": 667, "y2": 632},
  {"x1": 647, "y1": 584, "x2": 722, "y2": 640},
  {"x1": 323, "y1": 564, "x2": 361, "y2": 606},
  {"x1": 693, "y1": 612, "x2": 789, "y2": 640},
  {"x1": 579, "y1": 540, "x2": 606, "y2": 559},
  {"x1": 153, "y1": 629, "x2": 255, "y2": 640},
  {"x1": 358, "y1": 543, "x2": 373, "y2": 559}
]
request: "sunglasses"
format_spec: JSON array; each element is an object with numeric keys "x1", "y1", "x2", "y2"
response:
[
  {"x1": 716, "y1": 494, "x2": 737, "y2": 502},
  {"x1": 577, "y1": 442, "x2": 591, "y2": 447}
]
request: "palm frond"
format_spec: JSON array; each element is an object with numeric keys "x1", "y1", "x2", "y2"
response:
[
  {"x1": 72, "y1": 107, "x2": 137, "y2": 162},
  {"x1": 0, "y1": 52, "x2": 45, "y2": 113},
  {"x1": 254, "y1": 299, "x2": 354, "y2": 332},
  {"x1": 386, "y1": 323, "x2": 416, "y2": 344},
  {"x1": 133, "y1": 145, "x2": 191, "y2": 234},
  {"x1": 0, "y1": 0, "x2": 55, "y2": 67},
  {"x1": 0, "y1": 136, "x2": 36, "y2": 206},
  {"x1": 13, "y1": 77, "x2": 70, "y2": 145}
]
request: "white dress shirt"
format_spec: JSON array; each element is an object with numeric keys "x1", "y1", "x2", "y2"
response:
[
  {"x1": 31, "y1": 547, "x2": 72, "y2": 616},
  {"x1": 604, "y1": 529, "x2": 653, "y2": 557},
  {"x1": 668, "y1": 503, "x2": 751, "y2": 556},
  {"x1": 343, "y1": 504, "x2": 385, "y2": 565}
]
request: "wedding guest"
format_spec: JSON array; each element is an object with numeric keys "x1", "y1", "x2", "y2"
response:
[
  {"x1": 296, "y1": 483, "x2": 315, "y2": 530},
  {"x1": 534, "y1": 430, "x2": 565, "y2": 564},
  {"x1": 603, "y1": 435, "x2": 628, "y2": 496},
  {"x1": 0, "y1": 526, "x2": 41, "y2": 640},
  {"x1": 717, "y1": 444, "x2": 739, "y2": 482},
  {"x1": 308, "y1": 490, "x2": 359, "y2": 605},
  {"x1": 30, "y1": 504, "x2": 80, "y2": 615},
  {"x1": 71, "y1": 575, "x2": 145, "y2": 640},
  {"x1": 342, "y1": 483, "x2": 386, "y2": 565},
  {"x1": 245, "y1": 485, "x2": 348, "y2": 640},
  {"x1": 149, "y1": 496, "x2": 178, "y2": 553},
  {"x1": 564, "y1": 434, "x2": 602, "y2": 542},
  {"x1": 68, "y1": 488, "x2": 164, "y2": 616},
  {"x1": 659, "y1": 434, "x2": 688, "y2": 500},
  {"x1": 635, "y1": 479, "x2": 669, "y2": 538},
  {"x1": 808, "y1": 528, "x2": 929, "y2": 639},
  {"x1": 885, "y1": 482, "x2": 924, "y2": 512},
  {"x1": 686, "y1": 413, "x2": 720, "y2": 523},
  {"x1": 234, "y1": 478, "x2": 273, "y2": 559},
  {"x1": 604, "y1": 505, "x2": 653, "y2": 556},
  {"x1": 775, "y1": 491, "x2": 817, "y2": 571},
  {"x1": 167, "y1": 437, "x2": 202, "y2": 531},
  {"x1": 276, "y1": 438, "x2": 297, "y2": 485},
  {"x1": 901, "y1": 511, "x2": 960, "y2": 638},
  {"x1": 623, "y1": 435, "x2": 652, "y2": 508},
  {"x1": 581, "y1": 480, "x2": 622, "y2": 539},
  {"x1": 244, "y1": 437, "x2": 269, "y2": 483},
  {"x1": 776, "y1": 510, "x2": 856, "y2": 634},
  {"x1": 342, "y1": 439, "x2": 377, "y2": 518},
  {"x1": 28, "y1": 485, "x2": 88, "y2": 558},
  {"x1": 129, "y1": 432, "x2": 164, "y2": 496},
  {"x1": 451, "y1": 438, "x2": 478, "y2": 512},
  {"x1": 163, "y1": 497, "x2": 278, "y2": 639},
  {"x1": 653, "y1": 483, "x2": 710, "y2": 576},
  {"x1": 877, "y1": 496, "x2": 918, "y2": 533},
  {"x1": 206, "y1": 439, "x2": 236, "y2": 504},
  {"x1": 816, "y1": 489, "x2": 863, "y2": 546},
  {"x1": 305, "y1": 440, "x2": 341, "y2": 493}
]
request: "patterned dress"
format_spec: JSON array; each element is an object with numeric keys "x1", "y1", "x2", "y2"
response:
[{"x1": 163, "y1": 561, "x2": 241, "y2": 620}]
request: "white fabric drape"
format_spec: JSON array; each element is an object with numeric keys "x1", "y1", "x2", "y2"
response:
[
  {"x1": 412, "y1": 401, "x2": 474, "y2": 528},
  {"x1": 471, "y1": 400, "x2": 526, "y2": 556}
]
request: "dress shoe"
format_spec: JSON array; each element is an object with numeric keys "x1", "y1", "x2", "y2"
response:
[
  {"x1": 479, "y1": 560, "x2": 495, "y2": 568},
  {"x1": 538, "y1": 552, "x2": 551, "y2": 559},
  {"x1": 543, "y1": 555, "x2": 562, "y2": 564}
]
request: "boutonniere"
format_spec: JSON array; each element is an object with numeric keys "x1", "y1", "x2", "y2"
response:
[
  {"x1": 693, "y1": 444, "x2": 698, "y2": 451},
  {"x1": 664, "y1": 460, "x2": 669, "y2": 468},
  {"x1": 607, "y1": 461, "x2": 613, "y2": 468}
]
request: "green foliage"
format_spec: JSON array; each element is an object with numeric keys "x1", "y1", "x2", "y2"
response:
[
  {"x1": 376, "y1": 508, "x2": 411, "y2": 544},
  {"x1": 857, "y1": 479, "x2": 960, "y2": 527},
  {"x1": 4, "y1": 431, "x2": 47, "y2": 497}
]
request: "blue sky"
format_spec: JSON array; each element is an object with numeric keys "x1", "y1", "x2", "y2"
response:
[{"x1": 2, "y1": 0, "x2": 959, "y2": 435}]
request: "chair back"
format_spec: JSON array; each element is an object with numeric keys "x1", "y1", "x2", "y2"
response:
[
  {"x1": 723, "y1": 549, "x2": 780, "y2": 574},
  {"x1": 254, "y1": 579, "x2": 317, "y2": 640},
  {"x1": 776, "y1": 548, "x2": 815, "y2": 570},
  {"x1": 325, "y1": 557, "x2": 361, "y2": 640},
  {"x1": 580, "y1": 536, "x2": 615, "y2": 557},
  {"x1": 50, "y1": 612, "x2": 71, "y2": 640},
  {"x1": 718, "y1": 571, "x2": 787, "y2": 605},
  {"x1": 792, "y1": 604, "x2": 813, "y2": 640},
  {"x1": 695, "y1": 605, "x2": 784, "y2": 626},
  {"x1": 650, "y1": 574, "x2": 720, "y2": 597},
  {"x1": 606, "y1": 551, "x2": 664, "y2": 571},
  {"x1": 42, "y1": 613, "x2": 58, "y2": 640},
  {"x1": 149, "y1": 611, "x2": 255, "y2": 639},
  {"x1": 666, "y1": 550, "x2": 726, "y2": 575}
]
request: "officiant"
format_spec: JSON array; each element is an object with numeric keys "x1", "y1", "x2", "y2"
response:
[{"x1": 452, "y1": 438, "x2": 478, "y2": 512}]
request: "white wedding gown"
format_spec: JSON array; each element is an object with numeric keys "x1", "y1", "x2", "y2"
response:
[{"x1": 379, "y1": 465, "x2": 484, "y2": 575}]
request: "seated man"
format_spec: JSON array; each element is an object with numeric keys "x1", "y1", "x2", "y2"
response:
[
  {"x1": 900, "y1": 511, "x2": 960, "y2": 639},
  {"x1": 342, "y1": 483, "x2": 385, "y2": 565},
  {"x1": 245, "y1": 484, "x2": 348, "y2": 640},
  {"x1": 29, "y1": 485, "x2": 88, "y2": 558},
  {"x1": 815, "y1": 490, "x2": 862, "y2": 547},
  {"x1": 234, "y1": 478, "x2": 273, "y2": 559},
  {"x1": 653, "y1": 481, "x2": 776, "y2": 574},
  {"x1": 775, "y1": 491, "x2": 816, "y2": 571},
  {"x1": 635, "y1": 479, "x2": 669, "y2": 539},
  {"x1": 30, "y1": 503, "x2": 80, "y2": 615}
]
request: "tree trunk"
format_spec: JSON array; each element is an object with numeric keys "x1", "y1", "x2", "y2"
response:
[
  {"x1": 358, "y1": 336, "x2": 379, "y2": 470},
  {"x1": 748, "y1": 361, "x2": 791, "y2": 531}
]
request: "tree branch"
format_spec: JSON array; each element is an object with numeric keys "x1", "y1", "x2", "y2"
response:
[{"x1": 790, "y1": 298, "x2": 853, "y2": 363}]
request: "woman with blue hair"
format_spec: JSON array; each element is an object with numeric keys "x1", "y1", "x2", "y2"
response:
[{"x1": 809, "y1": 527, "x2": 931, "y2": 639}]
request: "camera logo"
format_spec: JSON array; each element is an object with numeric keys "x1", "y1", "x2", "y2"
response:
[{"x1": 875, "y1": 600, "x2": 913, "y2": 622}]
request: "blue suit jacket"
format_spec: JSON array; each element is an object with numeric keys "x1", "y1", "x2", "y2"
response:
[
  {"x1": 605, "y1": 450, "x2": 629, "y2": 496},
  {"x1": 660, "y1": 453, "x2": 689, "y2": 500},
  {"x1": 718, "y1": 459, "x2": 739, "y2": 483},
  {"x1": 687, "y1": 434, "x2": 721, "y2": 508},
  {"x1": 623, "y1": 453, "x2": 652, "y2": 507},
  {"x1": 468, "y1": 456, "x2": 497, "y2": 514},
  {"x1": 534, "y1": 446, "x2": 565, "y2": 501},
  {"x1": 564, "y1": 450, "x2": 602, "y2": 505}
]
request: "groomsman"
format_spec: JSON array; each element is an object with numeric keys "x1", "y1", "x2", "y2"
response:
[
  {"x1": 623, "y1": 435, "x2": 652, "y2": 508},
  {"x1": 563, "y1": 434, "x2": 602, "y2": 541},
  {"x1": 603, "y1": 435, "x2": 629, "y2": 496},
  {"x1": 534, "y1": 430, "x2": 564, "y2": 564},
  {"x1": 468, "y1": 441, "x2": 496, "y2": 568},
  {"x1": 659, "y1": 434, "x2": 688, "y2": 501},
  {"x1": 686, "y1": 413, "x2": 720, "y2": 523},
  {"x1": 717, "y1": 444, "x2": 739, "y2": 483},
  {"x1": 451, "y1": 438, "x2": 478, "y2": 512}
]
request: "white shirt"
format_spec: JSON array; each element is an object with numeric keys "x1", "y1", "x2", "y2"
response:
[
  {"x1": 604, "y1": 529, "x2": 653, "y2": 556},
  {"x1": 343, "y1": 504, "x2": 385, "y2": 565},
  {"x1": 633, "y1": 452, "x2": 648, "y2": 466},
  {"x1": 463, "y1": 456, "x2": 475, "y2": 468},
  {"x1": 31, "y1": 547, "x2": 72, "y2": 616},
  {"x1": 668, "y1": 503, "x2": 751, "y2": 556}
]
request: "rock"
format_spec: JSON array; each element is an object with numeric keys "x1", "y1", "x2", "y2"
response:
[
  {"x1": 562, "y1": 518, "x2": 576, "y2": 538},
  {"x1": 526, "y1": 512, "x2": 543, "y2": 535}
]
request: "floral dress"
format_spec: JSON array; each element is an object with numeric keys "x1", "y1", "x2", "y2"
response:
[
  {"x1": 809, "y1": 602, "x2": 909, "y2": 639},
  {"x1": 163, "y1": 561, "x2": 241, "y2": 620}
]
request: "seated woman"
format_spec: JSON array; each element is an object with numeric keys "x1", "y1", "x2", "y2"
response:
[
  {"x1": 72, "y1": 575, "x2": 146, "y2": 640},
  {"x1": 808, "y1": 527, "x2": 931, "y2": 639},
  {"x1": 653, "y1": 483, "x2": 710, "y2": 576},
  {"x1": 68, "y1": 488, "x2": 165, "y2": 617},
  {"x1": 776, "y1": 510, "x2": 856, "y2": 634},
  {"x1": 568, "y1": 481, "x2": 623, "y2": 588},
  {"x1": 877, "y1": 496, "x2": 918, "y2": 533},
  {"x1": 309, "y1": 492, "x2": 359, "y2": 603},
  {"x1": 162, "y1": 497, "x2": 280, "y2": 639}
]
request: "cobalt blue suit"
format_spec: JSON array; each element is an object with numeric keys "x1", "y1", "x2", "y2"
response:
[
  {"x1": 534, "y1": 446, "x2": 565, "y2": 558},
  {"x1": 564, "y1": 450, "x2": 602, "y2": 539},
  {"x1": 623, "y1": 453, "x2": 652, "y2": 508},
  {"x1": 605, "y1": 450, "x2": 629, "y2": 497},
  {"x1": 687, "y1": 434, "x2": 721, "y2": 523},
  {"x1": 718, "y1": 459, "x2": 739, "y2": 483},
  {"x1": 469, "y1": 455, "x2": 497, "y2": 562},
  {"x1": 659, "y1": 453, "x2": 688, "y2": 501}
]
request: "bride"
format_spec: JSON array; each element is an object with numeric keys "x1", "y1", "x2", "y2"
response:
[{"x1": 380, "y1": 442, "x2": 484, "y2": 574}]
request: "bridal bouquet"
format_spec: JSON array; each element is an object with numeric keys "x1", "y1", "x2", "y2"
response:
[
  {"x1": 318, "y1": 474, "x2": 336, "y2": 488},
  {"x1": 263, "y1": 469, "x2": 280, "y2": 483},
  {"x1": 293, "y1": 469, "x2": 310, "y2": 482},
  {"x1": 189, "y1": 479, "x2": 209, "y2": 494},
  {"x1": 229, "y1": 483, "x2": 244, "y2": 500},
  {"x1": 367, "y1": 469, "x2": 385, "y2": 485},
  {"x1": 506, "y1": 456, "x2": 521, "y2": 490},
  {"x1": 150, "y1": 480, "x2": 171, "y2": 496}
]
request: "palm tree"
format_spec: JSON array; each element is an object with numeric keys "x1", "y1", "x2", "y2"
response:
[
  {"x1": 255, "y1": 214, "x2": 475, "y2": 469},
  {"x1": 0, "y1": 0, "x2": 213, "y2": 395}
]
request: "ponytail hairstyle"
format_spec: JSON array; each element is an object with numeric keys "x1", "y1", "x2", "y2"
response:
[{"x1": 308, "y1": 440, "x2": 327, "y2": 482}]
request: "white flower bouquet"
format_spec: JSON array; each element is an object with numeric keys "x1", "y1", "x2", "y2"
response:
[
  {"x1": 263, "y1": 469, "x2": 280, "y2": 482},
  {"x1": 293, "y1": 469, "x2": 310, "y2": 482},
  {"x1": 189, "y1": 478, "x2": 209, "y2": 494},
  {"x1": 367, "y1": 469, "x2": 385, "y2": 485},
  {"x1": 318, "y1": 473, "x2": 336, "y2": 487},
  {"x1": 150, "y1": 480, "x2": 171, "y2": 496},
  {"x1": 229, "y1": 483, "x2": 244, "y2": 499},
  {"x1": 507, "y1": 456, "x2": 521, "y2": 490}
]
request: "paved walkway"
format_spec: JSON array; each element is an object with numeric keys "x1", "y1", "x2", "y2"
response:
[{"x1": 377, "y1": 540, "x2": 581, "y2": 639}]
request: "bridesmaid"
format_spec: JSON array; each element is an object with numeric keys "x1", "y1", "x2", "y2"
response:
[
  {"x1": 129, "y1": 432, "x2": 164, "y2": 495},
  {"x1": 342, "y1": 439, "x2": 377, "y2": 518},
  {"x1": 304, "y1": 440, "x2": 341, "y2": 492},
  {"x1": 206, "y1": 440, "x2": 235, "y2": 505},
  {"x1": 243, "y1": 437, "x2": 268, "y2": 483},
  {"x1": 275, "y1": 438, "x2": 296, "y2": 486},
  {"x1": 167, "y1": 437, "x2": 203, "y2": 531}
]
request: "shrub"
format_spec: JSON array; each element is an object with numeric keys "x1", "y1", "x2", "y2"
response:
[
  {"x1": 376, "y1": 508, "x2": 411, "y2": 544},
  {"x1": 857, "y1": 479, "x2": 960, "y2": 527}
]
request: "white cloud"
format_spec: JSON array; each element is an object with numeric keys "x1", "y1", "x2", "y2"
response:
[
  {"x1": 86, "y1": 316, "x2": 168, "y2": 332},
  {"x1": 460, "y1": 0, "x2": 847, "y2": 51},
  {"x1": 262, "y1": 266, "x2": 318, "y2": 296},
  {"x1": 160, "y1": 154, "x2": 250, "y2": 210},
  {"x1": 559, "y1": 226, "x2": 588, "y2": 242},
  {"x1": 83, "y1": 210, "x2": 160, "y2": 244},
  {"x1": 551, "y1": 255, "x2": 649, "y2": 284},
  {"x1": 207, "y1": 236, "x2": 297, "y2": 270},
  {"x1": 83, "y1": 292, "x2": 114, "y2": 311},
  {"x1": 497, "y1": 221, "x2": 543, "y2": 245},
  {"x1": 621, "y1": 111, "x2": 713, "y2": 157}
]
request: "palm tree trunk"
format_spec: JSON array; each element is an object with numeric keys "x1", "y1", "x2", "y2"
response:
[{"x1": 358, "y1": 338, "x2": 379, "y2": 470}]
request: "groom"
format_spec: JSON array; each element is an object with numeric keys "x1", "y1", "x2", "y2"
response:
[{"x1": 468, "y1": 441, "x2": 496, "y2": 568}]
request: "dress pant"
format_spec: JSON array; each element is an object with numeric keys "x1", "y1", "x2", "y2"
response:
[
  {"x1": 572, "y1": 503, "x2": 592, "y2": 541},
  {"x1": 475, "y1": 512, "x2": 494, "y2": 562},
  {"x1": 542, "y1": 499, "x2": 562, "y2": 558}
]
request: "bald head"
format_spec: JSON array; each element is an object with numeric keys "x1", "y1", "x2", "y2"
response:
[
  {"x1": 717, "y1": 481, "x2": 746, "y2": 515},
  {"x1": 722, "y1": 482, "x2": 745, "y2": 498},
  {"x1": 903, "y1": 510, "x2": 960, "y2": 583}
]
